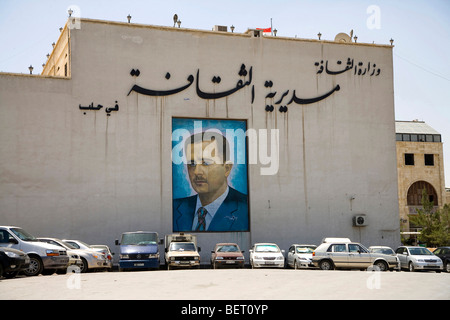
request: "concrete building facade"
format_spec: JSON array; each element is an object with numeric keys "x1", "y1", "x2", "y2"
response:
[{"x1": 0, "y1": 18, "x2": 400, "y2": 263}]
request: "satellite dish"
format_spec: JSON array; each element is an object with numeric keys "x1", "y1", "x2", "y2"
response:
[{"x1": 334, "y1": 32, "x2": 351, "y2": 43}]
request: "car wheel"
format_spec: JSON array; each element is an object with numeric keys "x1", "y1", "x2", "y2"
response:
[
  {"x1": 24, "y1": 255, "x2": 43, "y2": 276},
  {"x1": 445, "y1": 262, "x2": 450, "y2": 273},
  {"x1": 373, "y1": 261, "x2": 388, "y2": 272},
  {"x1": 294, "y1": 260, "x2": 299, "y2": 270},
  {"x1": 79, "y1": 258, "x2": 89, "y2": 273},
  {"x1": 408, "y1": 262, "x2": 416, "y2": 272},
  {"x1": 319, "y1": 260, "x2": 333, "y2": 270}
]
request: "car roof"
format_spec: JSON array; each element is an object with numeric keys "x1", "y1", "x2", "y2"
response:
[
  {"x1": 254, "y1": 243, "x2": 279, "y2": 245},
  {"x1": 216, "y1": 243, "x2": 239, "y2": 246}
]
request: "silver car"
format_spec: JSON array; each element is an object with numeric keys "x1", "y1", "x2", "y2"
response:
[
  {"x1": 286, "y1": 244, "x2": 317, "y2": 269},
  {"x1": 396, "y1": 246, "x2": 443, "y2": 272},
  {"x1": 312, "y1": 240, "x2": 399, "y2": 271}
]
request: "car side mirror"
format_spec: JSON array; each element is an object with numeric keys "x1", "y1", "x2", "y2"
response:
[
  {"x1": 159, "y1": 238, "x2": 164, "y2": 245},
  {"x1": 241, "y1": 251, "x2": 245, "y2": 253},
  {"x1": 211, "y1": 251, "x2": 215, "y2": 253},
  {"x1": 8, "y1": 238, "x2": 18, "y2": 244},
  {"x1": 198, "y1": 247, "x2": 201, "y2": 252},
  {"x1": 115, "y1": 239, "x2": 119, "y2": 245},
  {"x1": 249, "y1": 250, "x2": 253, "y2": 253}
]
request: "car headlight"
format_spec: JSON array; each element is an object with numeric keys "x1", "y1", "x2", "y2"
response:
[
  {"x1": 5, "y1": 251, "x2": 20, "y2": 258},
  {"x1": 194, "y1": 257, "x2": 199, "y2": 260},
  {"x1": 236, "y1": 256, "x2": 244, "y2": 260},
  {"x1": 149, "y1": 254, "x2": 159, "y2": 258},
  {"x1": 417, "y1": 259, "x2": 424, "y2": 262},
  {"x1": 216, "y1": 257, "x2": 224, "y2": 260},
  {"x1": 46, "y1": 250, "x2": 60, "y2": 256},
  {"x1": 276, "y1": 256, "x2": 284, "y2": 260}
]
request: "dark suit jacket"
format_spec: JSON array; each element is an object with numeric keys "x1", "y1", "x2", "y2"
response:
[{"x1": 173, "y1": 187, "x2": 249, "y2": 232}]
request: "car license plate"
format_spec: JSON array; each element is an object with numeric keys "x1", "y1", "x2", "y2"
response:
[
  {"x1": 134, "y1": 263, "x2": 144, "y2": 267},
  {"x1": 265, "y1": 261, "x2": 274, "y2": 265},
  {"x1": 226, "y1": 261, "x2": 235, "y2": 264}
]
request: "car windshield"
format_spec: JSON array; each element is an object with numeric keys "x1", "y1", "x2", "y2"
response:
[
  {"x1": 296, "y1": 246, "x2": 316, "y2": 253},
  {"x1": 371, "y1": 248, "x2": 394, "y2": 255},
  {"x1": 255, "y1": 244, "x2": 279, "y2": 253},
  {"x1": 409, "y1": 247, "x2": 433, "y2": 256},
  {"x1": 170, "y1": 242, "x2": 196, "y2": 251},
  {"x1": 10, "y1": 228, "x2": 37, "y2": 241},
  {"x1": 217, "y1": 245, "x2": 239, "y2": 252},
  {"x1": 40, "y1": 239, "x2": 73, "y2": 249},
  {"x1": 121, "y1": 233, "x2": 158, "y2": 245}
]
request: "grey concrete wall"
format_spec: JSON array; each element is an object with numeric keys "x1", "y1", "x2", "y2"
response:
[{"x1": 0, "y1": 19, "x2": 400, "y2": 263}]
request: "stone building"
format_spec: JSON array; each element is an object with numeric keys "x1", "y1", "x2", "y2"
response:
[
  {"x1": 0, "y1": 18, "x2": 399, "y2": 263},
  {"x1": 395, "y1": 120, "x2": 446, "y2": 240}
]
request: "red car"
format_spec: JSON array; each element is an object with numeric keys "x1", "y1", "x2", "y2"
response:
[{"x1": 211, "y1": 243, "x2": 245, "y2": 269}]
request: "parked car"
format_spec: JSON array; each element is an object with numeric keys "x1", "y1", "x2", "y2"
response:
[
  {"x1": 286, "y1": 244, "x2": 317, "y2": 269},
  {"x1": 369, "y1": 246, "x2": 400, "y2": 270},
  {"x1": 0, "y1": 247, "x2": 30, "y2": 278},
  {"x1": 62, "y1": 239, "x2": 110, "y2": 272},
  {"x1": 312, "y1": 240, "x2": 399, "y2": 271},
  {"x1": 396, "y1": 246, "x2": 443, "y2": 272},
  {"x1": 38, "y1": 238, "x2": 82, "y2": 273},
  {"x1": 115, "y1": 231, "x2": 162, "y2": 271},
  {"x1": 38, "y1": 238, "x2": 108, "y2": 273},
  {"x1": 0, "y1": 226, "x2": 69, "y2": 276},
  {"x1": 432, "y1": 247, "x2": 450, "y2": 272},
  {"x1": 249, "y1": 243, "x2": 285, "y2": 268},
  {"x1": 90, "y1": 245, "x2": 114, "y2": 271},
  {"x1": 211, "y1": 243, "x2": 245, "y2": 269}
]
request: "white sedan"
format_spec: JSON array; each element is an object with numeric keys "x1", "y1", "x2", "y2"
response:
[
  {"x1": 287, "y1": 244, "x2": 317, "y2": 269},
  {"x1": 249, "y1": 243, "x2": 285, "y2": 268}
]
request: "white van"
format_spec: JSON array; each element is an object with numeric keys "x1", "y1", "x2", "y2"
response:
[{"x1": 0, "y1": 226, "x2": 69, "y2": 276}]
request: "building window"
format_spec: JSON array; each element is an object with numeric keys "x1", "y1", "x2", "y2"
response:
[
  {"x1": 424, "y1": 154, "x2": 434, "y2": 166},
  {"x1": 405, "y1": 153, "x2": 414, "y2": 166},
  {"x1": 64, "y1": 63, "x2": 68, "y2": 77}
]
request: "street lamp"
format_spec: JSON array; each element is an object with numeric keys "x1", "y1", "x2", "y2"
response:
[
  {"x1": 28, "y1": 65, "x2": 33, "y2": 74},
  {"x1": 317, "y1": 32, "x2": 322, "y2": 40},
  {"x1": 127, "y1": 14, "x2": 131, "y2": 23},
  {"x1": 230, "y1": 25, "x2": 235, "y2": 33}
]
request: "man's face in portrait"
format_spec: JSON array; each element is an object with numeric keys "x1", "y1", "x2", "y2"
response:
[{"x1": 186, "y1": 137, "x2": 232, "y2": 205}]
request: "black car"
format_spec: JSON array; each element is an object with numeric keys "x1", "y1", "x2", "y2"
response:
[
  {"x1": 433, "y1": 247, "x2": 450, "y2": 273},
  {"x1": 0, "y1": 247, "x2": 30, "y2": 278}
]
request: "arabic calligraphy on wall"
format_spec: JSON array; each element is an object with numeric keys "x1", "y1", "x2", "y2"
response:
[{"x1": 79, "y1": 59, "x2": 381, "y2": 115}]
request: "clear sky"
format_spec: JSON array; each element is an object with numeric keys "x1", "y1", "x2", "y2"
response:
[{"x1": 1, "y1": 0, "x2": 449, "y2": 187}]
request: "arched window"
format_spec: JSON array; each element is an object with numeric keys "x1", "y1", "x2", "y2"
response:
[{"x1": 407, "y1": 181, "x2": 438, "y2": 206}]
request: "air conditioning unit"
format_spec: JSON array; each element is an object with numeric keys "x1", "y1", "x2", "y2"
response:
[{"x1": 353, "y1": 215, "x2": 367, "y2": 227}]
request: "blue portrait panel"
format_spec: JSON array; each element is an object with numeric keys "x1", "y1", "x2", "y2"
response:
[{"x1": 172, "y1": 118, "x2": 249, "y2": 232}]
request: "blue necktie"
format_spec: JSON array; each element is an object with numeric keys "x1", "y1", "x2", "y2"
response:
[{"x1": 195, "y1": 207, "x2": 208, "y2": 231}]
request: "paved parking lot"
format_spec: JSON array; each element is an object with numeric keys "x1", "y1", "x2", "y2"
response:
[{"x1": 1, "y1": 268, "x2": 449, "y2": 300}]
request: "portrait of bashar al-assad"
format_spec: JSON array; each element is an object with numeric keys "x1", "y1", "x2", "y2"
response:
[{"x1": 172, "y1": 119, "x2": 249, "y2": 232}]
